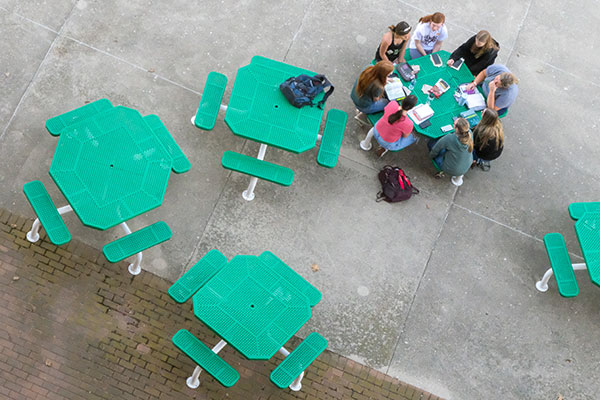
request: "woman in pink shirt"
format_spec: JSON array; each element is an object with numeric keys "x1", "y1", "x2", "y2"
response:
[{"x1": 360, "y1": 95, "x2": 417, "y2": 157}]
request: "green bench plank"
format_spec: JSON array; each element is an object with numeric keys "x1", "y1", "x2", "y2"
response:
[
  {"x1": 569, "y1": 202, "x2": 600, "y2": 221},
  {"x1": 221, "y1": 151, "x2": 294, "y2": 186},
  {"x1": 23, "y1": 181, "x2": 71, "y2": 246},
  {"x1": 143, "y1": 114, "x2": 191, "y2": 173},
  {"x1": 103, "y1": 221, "x2": 172, "y2": 263},
  {"x1": 46, "y1": 99, "x2": 113, "y2": 136},
  {"x1": 259, "y1": 251, "x2": 322, "y2": 307},
  {"x1": 195, "y1": 72, "x2": 227, "y2": 130},
  {"x1": 544, "y1": 233, "x2": 579, "y2": 297},
  {"x1": 317, "y1": 109, "x2": 347, "y2": 168},
  {"x1": 173, "y1": 329, "x2": 239, "y2": 388},
  {"x1": 168, "y1": 249, "x2": 228, "y2": 303},
  {"x1": 270, "y1": 332, "x2": 327, "y2": 389}
]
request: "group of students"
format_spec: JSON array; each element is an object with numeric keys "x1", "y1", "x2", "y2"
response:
[{"x1": 351, "y1": 12, "x2": 518, "y2": 180}]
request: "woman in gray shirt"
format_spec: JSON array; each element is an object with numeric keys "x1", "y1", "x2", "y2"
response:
[{"x1": 428, "y1": 118, "x2": 473, "y2": 184}]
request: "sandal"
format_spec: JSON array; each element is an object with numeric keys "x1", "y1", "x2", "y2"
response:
[{"x1": 434, "y1": 171, "x2": 445, "y2": 179}]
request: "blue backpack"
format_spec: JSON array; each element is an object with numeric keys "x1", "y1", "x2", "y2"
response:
[{"x1": 279, "y1": 74, "x2": 334, "y2": 109}]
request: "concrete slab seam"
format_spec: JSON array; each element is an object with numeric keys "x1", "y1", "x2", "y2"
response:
[
  {"x1": 283, "y1": 0, "x2": 315, "y2": 61},
  {"x1": 384, "y1": 183, "x2": 458, "y2": 375},
  {"x1": 0, "y1": 6, "x2": 76, "y2": 140},
  {"x1": 506, "y1": 0, "x2": 534, "y2": 63}
]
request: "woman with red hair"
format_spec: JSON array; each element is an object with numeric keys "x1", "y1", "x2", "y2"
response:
[{"x1": 408, "y1": 12, "x2": 448, "y2": 59}]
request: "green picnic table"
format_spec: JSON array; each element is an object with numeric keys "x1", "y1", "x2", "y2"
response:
[
  {"x1": 170, "y1": 251, "x2": 326, "y2": 391},
  {"x1": 367, "y1": 50, "x2": 483, "y2": 139},
  {"x1": 25, "y1": 99, "x2": 190, "y2": 275},
  {"x1": 195, "y1": 56, "x2": 347, "y2": 200},
  {"x1": 536, "y1": 205, "x2": 600, "y2": 296}
]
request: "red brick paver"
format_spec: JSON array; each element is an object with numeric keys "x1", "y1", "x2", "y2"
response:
[{"x1": 0, "y1": 208, "x2": 443, "y2": 400}]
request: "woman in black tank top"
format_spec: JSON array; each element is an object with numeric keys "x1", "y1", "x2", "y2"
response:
[{"x1": 375, "y1": 21, "x2": 412, "y2": 63}]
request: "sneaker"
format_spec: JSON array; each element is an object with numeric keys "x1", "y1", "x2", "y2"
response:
[
  {"x1": 375, "y1": 147, "x2": 387, "y2": 158},
  {"x1": 434, "y1": 171, "x2": 445, "y2": 179},
  {"x1": 354, "y1": 110, "x2": 369, "y2": 126},
  {"x1": 477, "y1": 160, "x2": 491, "y2": 171}
]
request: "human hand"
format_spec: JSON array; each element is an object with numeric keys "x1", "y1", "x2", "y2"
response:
[
  {"x1": 447, "y1": 59, "x2": 454, "y2": 66},
  {"x1": 488, "y1": 80, "x2": 497, "y2": 92},
  {"x1": 466, "y1": 82, "x2": 476, "y2": 91}
]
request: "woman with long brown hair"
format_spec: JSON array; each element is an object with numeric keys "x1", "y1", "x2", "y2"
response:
[
  {"x1": 447, "y1": 30, "x2": 500, "y2": 75},
  {"x1": 472, "y1": 108, "x2": 504, "y2": 170},
  {"x1": 351, "y1": 60, "x2": 394, "y2": 123},
  {"x1": 408, "y1": 12, "x2": 448, "y2": 59},
  {"x1": 428, "y1": 118, "x2": 473, "y2": 185},
  {"x1": 375, "y1": 21, "x2": 412, "y2": 64}
]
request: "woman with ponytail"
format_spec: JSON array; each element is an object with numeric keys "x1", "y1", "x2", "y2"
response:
[
  {"x1": 375, "y1": 21, "x2": 412, "y2": 64},
  {"x1": 360, "y1": 95, "x2": 418, "y2": 157},
  {"x1": 408, "y1": 12, "x2": 448, "y2": 59},
  {"x1": 428, "y1": 118, "x2": 473, "y2": 182}
]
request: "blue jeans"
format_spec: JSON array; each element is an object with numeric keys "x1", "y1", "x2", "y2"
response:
[
  {"x1": 427, "y1": 138, "x2": 445, "y2": 169},
  {"x1": 356, "y1": 98, "x2": 389, "y2": 114},
  {"x1": 409, "y1": 48, "x2": 432, "y2": 59}
]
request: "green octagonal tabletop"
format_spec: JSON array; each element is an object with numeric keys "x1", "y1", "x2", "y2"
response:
[
  {"x1": 368, "y1": 51, "x2": 482, "y2": 139},
  {"x1": 49, "y1": 106, "x2": 174, "y2": 230},
  {"x1": 574, "y1": 212, "x2": 600, "y2": 288},
  {"x1": 193, "y1": 255, "x2": 312, "y2": 360},
  {"x1": 224, "y1": 56, "x2": 325, "y2": 153}
]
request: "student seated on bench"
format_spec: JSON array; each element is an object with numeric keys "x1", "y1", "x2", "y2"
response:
[
  {"x1": 408, "y1": 12, "x2": 448, "y2": 59},
  {"x1": 351, "y1": 61, "x2": 394, "y2": 125},
  {"x1": 374, "y1": 21, "x2": 412, "y2": 64},
  {"x1": 428, "y1": 118, "x2": 473, "y2": 179},
  {"x1": 466, "y1": 64, "x2": 519, "y2": 115},
  {"x1": 471, "y1": 108, "x2": 504, "y2": 171},
  {"x1": 360, "y1": 95, "x2": 418, "y2": 157}
]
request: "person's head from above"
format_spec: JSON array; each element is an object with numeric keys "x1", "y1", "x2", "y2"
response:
[
  {"x1": 419, "y1": 12, "x2": 445, "y2": 31},
  {"x1": 480, "y1": 107, "x2": 499, "y2": 126},
  {"x1": 454, "y1": 117, "x2": 474, "y2": 151},
  {"x1": 390, "y1": 21, "x2": 411, "y2": 40},
  {"x1": 401, "y1": 94, "x2": 418, "y2": 111},
  {"x1": 493, "y1": 72, "x2": 519, "y2": 89},
  {"x1": 471, "y1": 30, "x2": 498, "y2": 57},
  {"x1": 356, "y1": 61, "x2": 394, "y2": 96}
]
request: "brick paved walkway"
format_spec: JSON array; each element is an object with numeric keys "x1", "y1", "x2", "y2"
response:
[{"x1": 0, "y1": 208, "x2": 443, "y2": 400}]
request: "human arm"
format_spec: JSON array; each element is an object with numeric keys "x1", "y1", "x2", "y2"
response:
[
  {"x1": 414, "y1": 39, "x2": 427, "y2": 56},
  {"x1": 432, "y1": 40, "x2": 443, "y2": 53},
  {"x1": 378, "y1": 32, "x2": 393, "y2": 62},
  {"x1": 486, "y1": 81, "x2": 501, "y2": 111},
  {"x1": 398, "y1": 36, "x2": 409, "y2": 63},
  {"x1": 429, "y1": 135, "x2": 449, "y2": 158},
  {"x1": 466, "y1": 69, "x2": 487, "y2": 91}
]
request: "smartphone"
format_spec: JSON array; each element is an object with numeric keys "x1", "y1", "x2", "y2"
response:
[
  {"x1": 419, "y1": 119, "x2": 432, "y2": 129},
  {"x1": 430, "y1": 53, "x2": 442, "y2": 67},
  {"x1": 450, "y1": 57, "x2": 464, "y2": 70},
  {"x1": 441, "y1": 124, "x2": 454, "y2": 133}
]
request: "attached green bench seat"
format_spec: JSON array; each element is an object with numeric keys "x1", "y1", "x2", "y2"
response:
[
  {"x1": 317, "y1": 109, "x2": 347, "y2": 168},
  {"x1": 270, "y1": 332, "x2": 328, "y2": 389},
  {"x1": 543, "y1": 233, "x2": 579, "y2": 297},
  {"x1": 194, "y1": 72, "x2": 228, "y2": 130},
  {"x1": 259, "y1": 251, "x2": 322, "y2": 307},
  {"x1": 168, "y1": 249, "x2": 228, "y2": 303},
  {"x1": 46, "y1": 98, "x2": 113, "y2": 136},
  {"x1": 221, "y1": 151, "x2": 294, "y2": 186},
  {"x1": 103, "y1": 221, "x2": 172, "y2": 263},
  {"x1": 23, "y1": 181, "x2": 71, "y2": 246},
  {"x1": 143, "y1": 114, "x2": 191, "y2": 174},
  {"x1": 569, "y1": 202, "x2": 600, "y2": 221},
  {"x1": 173, "y1": 329, "x2": 239, "y2": 388}
]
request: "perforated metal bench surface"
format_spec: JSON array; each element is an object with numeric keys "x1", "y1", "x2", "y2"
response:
[
  {"x1": 143, "y1": 114, "x2": 191, "y2": 174},
  {"x1": 270, "y1": 332, "x2": 327, "y2": 389},
  {"x1": 569, "y1": 202, "x2": 600, "y2": 221},
  {"x1": 544, "y1": 233, "x2": 579, "y2": 297},
  {"x1": 259, "y1": 251, "x2": 322, "y2": 307},
  {"x1": 194, "y1": 72, "x2": 228, "y2": 130},
  {"x1": 317, "y1": 109, "x2": 347, "y2": 168},
  {"x1": 172, "y1": 329, "x2": 239, "y2": 388},
  {"x1": 103, "y1": 221, "x2": 172, "y2": 263},
  {"x1": 23, "y1": 181, "x2": 71, "y2": 246},
  {"x1": 168, "y1": 249, "x2": 228, "y2": 303},
  {"x1": 46, "y1": 98, "x2": 113, "y2": 136},
  {"x1": 221, "y1": 151, "x2": 294, "y2": 186}
]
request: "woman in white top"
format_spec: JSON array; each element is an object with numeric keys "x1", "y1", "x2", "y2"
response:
[{"x1": 408, "y1": 12, "x2": 448, "y2": 59}]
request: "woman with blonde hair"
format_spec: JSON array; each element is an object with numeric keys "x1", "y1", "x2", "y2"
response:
[
  {"x1": 375, "y1": 21, "x2": 412, "y2": 64},
  {"x1": 447, "y1": 30, "x2": 499, "y2": 75},
  {"x1": 351, "y1": 60, "x2": 394, "y2": 123},
  {"x1": 472, "y1": 108, "x2": 504, "y2": 170},
  {"x1": 408, "y1": 12, "x2": 448, "y2": 59},
  {"x1": 467, "y1": 64, "x2": 519, "y2": 115},
  {"x1": 428, "y1": 118, "x2": 473, "y2": 185}
]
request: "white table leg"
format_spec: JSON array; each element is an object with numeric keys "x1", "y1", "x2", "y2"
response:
[
  {"x1": 186, "y1": 340, "x2": 228, "y2": 389},
  {"x1": 119, "y1": 222, "x2": 143, "y2": 276},
  {"x1": 242, "y1": 143, "x2": 268, "y2": 201},
  {"x1": 277, "y1": 346, "x2": 305, "y2": 392},
  {"x1": 27, "y1": 205, "x2": 73, "y2": 242},
  {"x1": 536, "y1": 263, "x2": 587, "y2": 292}
]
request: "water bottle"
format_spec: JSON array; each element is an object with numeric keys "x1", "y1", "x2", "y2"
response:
[
  {"x1": 408, "y1": 78, "x2": 415, "y2": 92},
  {"x1": 458, "y1": 92, "x2": 468, "y2": 106}
]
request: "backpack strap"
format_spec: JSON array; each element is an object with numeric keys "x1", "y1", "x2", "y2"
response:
[{"x1": 314, "y1": 74, "x2": 334, "y2": 109}]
